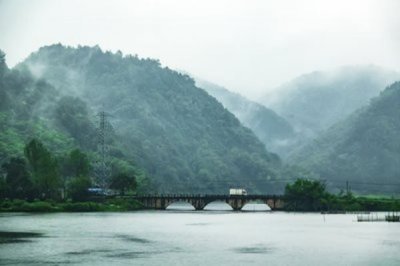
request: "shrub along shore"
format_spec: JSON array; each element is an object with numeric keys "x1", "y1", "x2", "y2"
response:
[{"x1": 283, "y1": 179, "x2": 400, "y2": 212}]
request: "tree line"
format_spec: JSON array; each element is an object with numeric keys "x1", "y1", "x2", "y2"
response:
[
  {"x1": 0, "y1": 138, "x2": 137, "y2": 202},
  {"x1": 284, "y1": 179, "x2": 400, "y2": 212}
]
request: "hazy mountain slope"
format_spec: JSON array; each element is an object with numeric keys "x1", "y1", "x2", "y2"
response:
[
  {"x1": 0, "y1": 51, "x2": 74, "y2": 161},
  {"x1": 263, "y1": 66, "x2": 400, "y2": 139},
  {"x1": 0, "y1": 49, "x2": 147, "y2": 191},
  {"x1": 196, "y1": 79, "x2": 295, "y2": 156},
  {"x1": 16, "y1": 44, "x2": 282, "y2": 194},
  {"x1": 289, "y1": 82, "x2": 400, "y2": 193}
]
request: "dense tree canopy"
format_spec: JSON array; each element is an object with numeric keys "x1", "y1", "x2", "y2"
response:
[
  {"x1": 284, "y1": 179, "x2": 327, "y2": 211},
  {"x1": 1, "y1": 157, "x2": 33, "y2": 199},
  {"x1": 24, "y1": 139, "x2": 61, "y2": 199},
  {"x1": 110, "y1": 173, "x2": 137, "y2": 196}
]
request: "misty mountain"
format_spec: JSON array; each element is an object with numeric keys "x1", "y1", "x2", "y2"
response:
[
  {"x1": 263, "y1": 66, "x2": 400, "y2": 139},
  {"x1": 288, "y1": 82, "x2": 400, "y2": 193},
  {"x1": 196, "y1": 79, "x2": 295, "y2": 156},
  {"x1": 1, "y1": 44, "x2": 284, "y2": 193}
]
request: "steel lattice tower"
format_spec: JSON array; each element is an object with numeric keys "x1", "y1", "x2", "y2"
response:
[{"x1": 93, "y1": 111, "x2": 112, "y2": 190}]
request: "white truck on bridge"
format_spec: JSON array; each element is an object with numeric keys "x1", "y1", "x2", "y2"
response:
[{"x1": 229, "y1": 188, "x2": 247, "y2": 196}]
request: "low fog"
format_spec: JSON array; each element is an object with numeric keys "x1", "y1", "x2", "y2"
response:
[{"x1": 1, "y1": 0, "x2": 400, "y2": 100}]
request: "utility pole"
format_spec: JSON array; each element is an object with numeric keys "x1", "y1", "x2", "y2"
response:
[{"x1": 93, "y1": 110, "x2": 112, "y2": 191}]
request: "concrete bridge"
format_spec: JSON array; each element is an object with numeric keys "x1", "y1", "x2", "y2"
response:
[{"x1": 133, "y1": 194, "x2": 285, "y2": 211}]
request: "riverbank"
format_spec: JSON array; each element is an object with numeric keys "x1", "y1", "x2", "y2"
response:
[
  {"x1": 0, "y1": 198, "x2": 143, "y2": 212},
  {"x1": 317, "y1": 195, "x2": 400, "y2": 212},
  {"x1": 1, "y1": 195, "x2": 400, "y2": 213}
]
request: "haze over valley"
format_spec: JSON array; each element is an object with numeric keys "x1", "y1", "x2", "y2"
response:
[{"x1": 1, "y1": 2, "x2": 400, "y2": 265}]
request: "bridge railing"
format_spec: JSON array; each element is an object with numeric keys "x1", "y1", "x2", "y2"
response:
[{"x1": 132, "y1": 194, "x2": 283, "y2": 200}]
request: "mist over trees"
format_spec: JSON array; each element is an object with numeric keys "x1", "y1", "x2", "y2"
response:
[
  {"x1": 263, "y1": 66, "x2": 400, "y2": 140},
  {"x1": 289, "y1": 82, "x2": 400, "y2": 193},
  {"x1": 196, "y1": 79, "x2": 295, "y2": 157},
  {"x1": 0, "y1": 44, "x2": 399, "y2": 196},
  {"x1": 0, "y1": 45, "x2": 285, "y2": 195}
]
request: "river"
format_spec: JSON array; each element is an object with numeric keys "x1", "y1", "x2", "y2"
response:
[{"x1": 0, "y1": 203, "x2": 399, "y2": 265}]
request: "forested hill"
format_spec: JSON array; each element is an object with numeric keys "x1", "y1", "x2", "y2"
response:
[
  {"x1": 289, "y1": 82, "x2": 400, "y2": 194},
  {"x1": 196, "y1": 79, "x2": 295, "y2": 157},
  {"x1": 263, "y1": 66, "x2": 400, "y2": 140},
  {"x1": 3, "y1": 44, "x2": 283, "y2": 193}
]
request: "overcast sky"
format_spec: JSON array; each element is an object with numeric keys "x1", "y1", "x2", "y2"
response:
[{"x1": 0, "y1": 0, "x2": 399, "y2": 99}]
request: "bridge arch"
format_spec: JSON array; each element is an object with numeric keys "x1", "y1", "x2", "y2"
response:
[
  {"x1": 165, "y1": 200, "x2": 195, "y2": 210},
  {"x1": 203, "y1": 200, "x2": 233, "y2": 211}
]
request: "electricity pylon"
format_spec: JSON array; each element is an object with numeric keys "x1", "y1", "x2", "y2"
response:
[{"x1": 93, "y1": 110, "x2": 112, "y2": 191}]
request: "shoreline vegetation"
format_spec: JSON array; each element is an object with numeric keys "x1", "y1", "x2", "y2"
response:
[
  {"x1": 0, "y1": 198, "x2": 143, "y2": 212},
  {"x1": 1, "y1": 194, "x2": 399, "y2": 213}
]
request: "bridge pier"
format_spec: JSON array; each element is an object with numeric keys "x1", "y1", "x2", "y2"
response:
[
  {"x1": 227, "y1": 198, "x2": 246, "y2": 211},
  {"x1": 191, "y1": 199, "x2": 207, "y2": 211}
]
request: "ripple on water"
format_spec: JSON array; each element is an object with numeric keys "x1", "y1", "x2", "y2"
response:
[
  {"x1": 0, "y1": 231, "x2": 44, "y2": 244},
  {"x1": 105, "y1": 251, "x2": 151, "y2": 259},
  {"x1": 114, "y1": 234, "x2": 152, "y2": 243},
  {"x1": 0, "y1": 258, "x2": 73, "y2": 265},
  {"x1": 65, "y1": 248, "x2": 117, "y2": 256},
  {"x1": 186, "y1": 222, "x2": 209, "y2": 226},
  {"x1": 232, "y1": 245, "x2": 275, "y2": 254}
]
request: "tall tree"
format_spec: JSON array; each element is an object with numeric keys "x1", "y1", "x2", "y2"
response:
[
  {"x1": 66, "y1": 149, "x2": 90, "y2": 178},
  {"x1": 110, "y1": 173, "x2": 137, "y2": 196},
  {"x1": 24, "y1": 139, "x2": 61, "y2": 199},
  {"x1": 1, "y1": 157, "x2": 33, "y2": 199},
  {"x1": 284, "y1": 179, "x2": 327, "y2": 211}
]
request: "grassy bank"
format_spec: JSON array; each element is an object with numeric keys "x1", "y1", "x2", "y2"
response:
[
  {"x1": 0, "y1": 198, "x2": 143, "y2": 212},
  {"x1": 283, "y1": 195, "x2": 400, "y2": 212},
  {"x1": 318, "y1": 195, "x2": 400, "y2": 212}
]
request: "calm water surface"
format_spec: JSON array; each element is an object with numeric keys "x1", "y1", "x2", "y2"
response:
[{"x1": 0, "y1": 203, "x2": 399, "y2": 265}]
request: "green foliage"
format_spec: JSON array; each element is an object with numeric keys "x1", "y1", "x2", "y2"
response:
[
  {"x1": 0, "y1": 177, "x2": 7, "y2": 199},
  {"x1": 0, "y1": 199, "x2": 143, "y2": 212},
  {"x1": 284, "y1": 179, "x2": 400, "y2": 211},
  {"x1": 67, "y1": 176, "x2": 92, "y2": 202},
  {"x1": 65, "y1": 149, "x2": 90, "y2": 178},
  {"x1": 0, "y1": 199, "x2": 59, "y2": 212},
  {"x1": 1, "y1": 157, "x2": 34, "y2": 199},
  {"x1": 110, "y1": 173, "x2": 137, "y2": 196},
  {"x1": 61, "y1": 202, "x2": 103, "y2": 212},
  {"x1": 54, "y1": 96, "x2": 97, "y2": 149},
  {"x1": 24, "y1": 139, "x2": 61, "y2": 199},
  {"x1": 284, "y1": 179, "x2": 328, "y2": 211}
]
